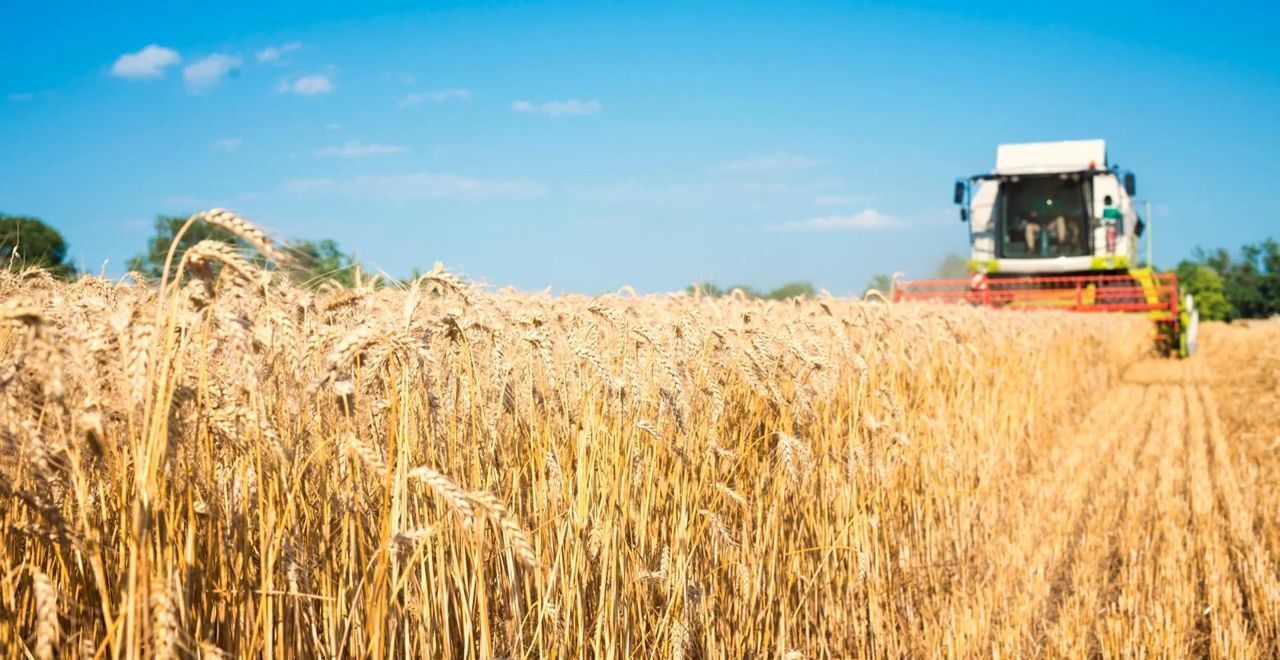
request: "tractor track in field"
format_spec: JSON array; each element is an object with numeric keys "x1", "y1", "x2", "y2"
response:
[
  {"x1": 1197, "y1": 383, "x2": 1259, "y2": 644},
  {"x1": 969, "y1": 332, "x2": 1280, "y2": 658},
  {"x1": 1032, "y1": 384, "x2": 1158, "y2": 648}
]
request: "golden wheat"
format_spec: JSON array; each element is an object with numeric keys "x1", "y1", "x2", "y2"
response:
[{"x1": 1, "y1": 212, "x2": 1277, "y2": 657}]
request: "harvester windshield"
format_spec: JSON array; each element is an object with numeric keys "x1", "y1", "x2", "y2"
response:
[{"x1": 996, "y1": 175, "x2": 1091, "y2": 259}]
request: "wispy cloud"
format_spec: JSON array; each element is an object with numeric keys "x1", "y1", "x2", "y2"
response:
[
  {"x1": 511, "y1": 99, "x2": 601, "y2": 117},
  {"x1": 777, "y1": 208, "x2": 902, "y2": 231},
  {"x1": 325, "y1": 122, "x2": 343, "y2": 130},
  {"x1": 110, "y1": 45, "x2": 181, "y2": 79},
  {"x1": 183, "y1": 54, "x2": 241, "y2": 94},
  {"x1": 314, "y1": 140, "x2": 407, "y2": 158},
  {"x1": 280, "y1": 74, "x2": 333, "y2": 96},
  {"x1": 713, "y1": 152, "x2": 821, "y2": 175},
  {"x1": 214, "y1": 138, "x2": 242, "y2": 152},
  {"x1": 284, "y1": 172, "x2": 546, "y2": 201},
  {"x1": 400, "y1": 88, "x2": 471, "y2": 108},
  {"x1": 6, "y1": 92, "x2": 33, "y2": 103},
  {"x1": 255, "y1": 41, "x2": 301, "y2": 63}
]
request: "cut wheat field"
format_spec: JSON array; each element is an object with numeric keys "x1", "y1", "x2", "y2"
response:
[{"x1": 1, "y1": 212, "x2": 1278, "y2": 658}]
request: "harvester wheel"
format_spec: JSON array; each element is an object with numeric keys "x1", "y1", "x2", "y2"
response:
[{"x1": 1155, "y1": 320, "x2": 1179, "y2": 358}]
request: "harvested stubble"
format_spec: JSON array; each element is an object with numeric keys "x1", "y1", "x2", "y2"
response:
[{"x1": 7, "y1": 211, "x2": 1251, "y2": 659}]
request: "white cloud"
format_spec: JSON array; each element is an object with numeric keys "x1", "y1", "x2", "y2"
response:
[
  {"x1": 6, "y1": 92, "x2": 34, "y2": 103},
  {"x1": 778, "y1": 208, "x2": 902, "y2": 231},
  {"x1": 400, "y1": 88, "x2": 471, "y2": 108},
  {"x1": 314, "y1": 140, "x2": 407, "y2": 158},
  {"x1": 282, "y1": 74, "x2": 333, "y2": 96},
  {"x1": 214, "y1": 138, "x2": 242, "y2": 152},
  {"x1": 713, "y1": 152, "x2": 821, "y2": 175},
  {"x1": 110, "y1": 45, "x2": 181, "y2": 79},
  {"x1": 255, "y1": 41, "x2": 301, "y2": 63},
  {"x1": 511, "y1": 98, "x2": 601, "y2": 117},
  {"x1": 325, "y1": 122, "x2": 343, "y2": 130},
  {"x1": 183, "y1": 54, "x2": 241, "y2": 93},
  {"x1": 284, "y1": 172, "x2": 546, "y2": 201}
]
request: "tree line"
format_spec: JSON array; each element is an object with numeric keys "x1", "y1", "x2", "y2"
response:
[
  {"x1": 2, "y1": 212, "x2": 358, "y2": 287},
  {"x1": 685, "y1": 281, "x2": 817, "y2": 301},
  {"x1": 4, "y1": 210, "x2": 828, "y2": 297},
  {"x1": 1176, "y1": 239, "x2": 1280, "y2": 321},
  {"x1": 6, "y1": 212, "x2": 1278, "y2": 315}
]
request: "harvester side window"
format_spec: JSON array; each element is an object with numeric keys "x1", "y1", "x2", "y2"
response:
[{"x1": 995, "y1": 176, "x2": 1091, "y2": 259}]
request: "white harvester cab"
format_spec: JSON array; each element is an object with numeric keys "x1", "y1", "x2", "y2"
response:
[{"x1": 955, "y1": 139, "x2": 1143, "y2": 275}]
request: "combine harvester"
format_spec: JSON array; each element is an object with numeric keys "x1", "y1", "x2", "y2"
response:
[{"x1": 894, "y1": 140, "x2": 1197, "y2": 356}]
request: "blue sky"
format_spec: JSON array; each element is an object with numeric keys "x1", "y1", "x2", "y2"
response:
[{"x1": 2, "y1": 1, "x2": 1277, "y2": 294}]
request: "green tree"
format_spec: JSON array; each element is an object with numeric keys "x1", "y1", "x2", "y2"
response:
[
  {"x1": 764, "y1": 281, "x2": 816, "y2": 300},
  {"x1": 130, "y1": 214, "x2": 361, "y2": 288},
  {"x1": 1260, "y1": 238, "x2": 1280, "y2": 317},
  {"x1": 687, "y1": 281, "x2": 727, "y2": 297},
  {"x1": 865, "y1": 273, "x2": 892, "y2": 296},
  {"x1": 685, "y1": 281, "x2": 814, "y2": 300},
  {"x1": 934, "y1": 252, "x2": 969, "y2": 279},
  {"x1": 685, "y1": 282, "x2": 761, "y2": 299},
  {"x1": 1175, "y1": 261, "x2": 1232, "y2": 321},
  {"x1": 0, "y1": 213, "x2": 77, "y2": 279},
  {"x1": 128, "y1": 214, "x2": 242, "y2": 279},
  {"x1": 1188, "y1": 239, "x2": 1280, "y2": 320},
  {"x1": 286, "y1": 239, "x2": 357, "y2": 287}
]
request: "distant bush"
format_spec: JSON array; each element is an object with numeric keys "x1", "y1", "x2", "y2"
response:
[
  {"x1": 0, "y1": 212, "x2": 77, "y2": 279},
  {"x1": 688, "y1": 280, "x2": 816, "y2": 300}
]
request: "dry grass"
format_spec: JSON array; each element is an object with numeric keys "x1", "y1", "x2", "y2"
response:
[{"x1": 0, "y1": 212, "x2": 1275, "y2": 658}]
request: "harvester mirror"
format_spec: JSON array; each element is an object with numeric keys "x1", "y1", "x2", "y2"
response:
[
  {"x1": 959, "y1": 208, "x2": 969, "y2": 222},
  {"x1": 953, "y1": 181, "x2": 965, "y2": 205},
  {"x1": 1124, "y1": 172, "x2": 1136, "y2": 196}
]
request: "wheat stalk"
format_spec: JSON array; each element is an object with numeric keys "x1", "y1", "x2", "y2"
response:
[
  {"x1": 196, "y1": 208, "x2": 291, "y2": 265},
  {"x1": 408, "y1": 466, "x2": 474, "y2": 520},
  {"x1": 1, "y1": 209, "x2": 1241, "y2": 657},
  {"x1": 467, "y1": 490, "x2": 539, "y2": 568}
]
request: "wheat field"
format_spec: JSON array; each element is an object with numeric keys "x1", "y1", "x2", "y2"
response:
[{"x1": 1, "y1": 212, "x2": 1277, "y2": 658}]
